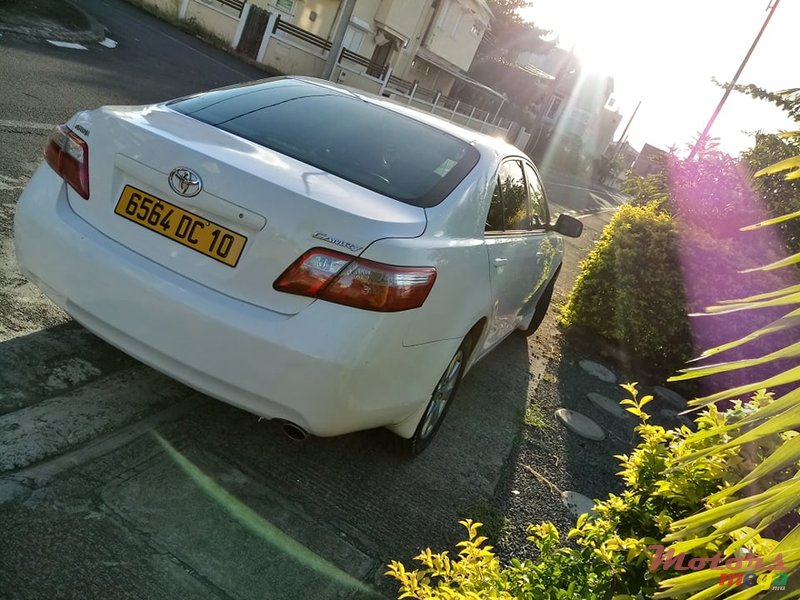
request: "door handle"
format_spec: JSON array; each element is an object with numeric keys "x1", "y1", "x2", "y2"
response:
[{"x1": 493, "y1": 257, "x2": 508, "y2": 266}]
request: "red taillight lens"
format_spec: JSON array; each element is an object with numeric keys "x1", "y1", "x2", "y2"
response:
[
  {"x1": 44, "y1": 124, "x2": 89, "y2": 199},
  {"x1": 274, "y1": 248, "x2": 437, "y2": 312},
  {"x1": 274, "y1": 249, "x2": 352, "y2": 297}
]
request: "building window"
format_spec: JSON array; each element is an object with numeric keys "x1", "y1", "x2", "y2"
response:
[
  {"x1": 451, "y1": 11, "x2": 463, "y2": 37},
  {"x1": 343, "y1": 26, "x2": 365, "y2": 53},
  {"x1": 436, "y1": 0, "x2": 451, "y2": 29},
  {"x1": 274, "y1": 0, "x2": 294, "y2": 14},
  {"x1": 546, "y1": 96, "x2": 563, "y2": 119}
]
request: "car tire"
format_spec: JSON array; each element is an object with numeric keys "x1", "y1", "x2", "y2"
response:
[
  {"x1": 400, "y1": 337, "x2": 471, "y2": 457},
  {"x1": 522, "y1": 268, "x2": 560, "y2": 335}
]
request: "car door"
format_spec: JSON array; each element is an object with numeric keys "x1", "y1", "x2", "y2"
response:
[{"x1": 482, "y1": 159, "x2": 548, "y2": 349}]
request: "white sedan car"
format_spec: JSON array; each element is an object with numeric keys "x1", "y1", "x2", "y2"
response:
[{"x1": 15, "y1": 77, "x2": 581, "y2": 455}]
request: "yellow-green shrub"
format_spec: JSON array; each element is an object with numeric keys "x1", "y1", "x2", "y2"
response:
[
  {"x1": 386, "y1": 386, "x2": 790, "y2": 599},
  {"x1": 558, "y1": 203, "x2": 693, "y2": 371}
]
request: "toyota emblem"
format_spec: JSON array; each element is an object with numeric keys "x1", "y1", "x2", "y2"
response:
[{"x1": 168, "y1": 167, "x2": 202, "y2": 197}]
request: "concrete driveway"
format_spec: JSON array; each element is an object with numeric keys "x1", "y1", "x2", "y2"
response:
[{"x1": 0, "y1": 3, "x2": 623, "y2": 597}]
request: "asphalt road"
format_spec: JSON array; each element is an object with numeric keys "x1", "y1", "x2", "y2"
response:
[{"x1": 0, "y1": 3, "x2": 625, "y2": 598}]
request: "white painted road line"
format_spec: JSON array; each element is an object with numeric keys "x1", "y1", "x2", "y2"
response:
[
  {"x1": 98, "y1": 37, "x2": 118, "y2": 48},
  {"x1": 0, "y1": 119, "x2": 55, "y2": 132},
  {"x1": 47, "y1": 40, "x2": 88, "y2": 50}
]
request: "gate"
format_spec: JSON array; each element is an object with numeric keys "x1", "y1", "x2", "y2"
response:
[{"x1": 237, "y1": 5, "x2": 270, "y2": 59}]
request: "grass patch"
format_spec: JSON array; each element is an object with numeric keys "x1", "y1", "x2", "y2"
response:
[
  {"x1": 524, "y1": 402, "x2": 551, "y2": 429},
  {"x1": 459, "y1": 499, "x2": 507, "y2": 543}
]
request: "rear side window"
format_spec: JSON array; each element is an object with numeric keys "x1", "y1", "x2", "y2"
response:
[
  {"x1": 169, "y1": 79, "x2": 480, "y2": 208},
  {"x1": 524, "y1": 163, "x2": 549, "y2": 226},
  {"x1": 498, "y1": 161, "x2": 529, "y2": 230}
]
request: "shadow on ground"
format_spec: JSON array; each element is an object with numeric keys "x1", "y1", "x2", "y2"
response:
[
  {"x1": 489, "y1": 315, "x2": 697, "y2": 564},
  {"x1": 0, "y1": 321, "x2": 535, "y2": 599}
]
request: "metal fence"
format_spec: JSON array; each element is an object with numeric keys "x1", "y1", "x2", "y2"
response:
[
  {"x1": 258, "y1": 13, "x2": 511, "y2": 137},
  {"x1": 273, "y1": 16, "x2": 332, "y2": 51},
  {"x1": 217, "y1": 0, "x2": 245, "y2": 16}
]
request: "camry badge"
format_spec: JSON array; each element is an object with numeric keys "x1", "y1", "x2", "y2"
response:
[
  {"x1": 168, "y1": 167, "x2": 202, "y2": 197},
  {"x1": 313, "y1": 232, "x2": 364, "y2": 253}
]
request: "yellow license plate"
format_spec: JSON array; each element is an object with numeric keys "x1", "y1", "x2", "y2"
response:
[{"x1": 114, "y1": 185, "x2": 247, "y2": 268}]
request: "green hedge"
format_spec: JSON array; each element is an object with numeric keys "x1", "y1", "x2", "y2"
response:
[{"x1": 558, "y1": 203, "x2": 693, "y2": 372}]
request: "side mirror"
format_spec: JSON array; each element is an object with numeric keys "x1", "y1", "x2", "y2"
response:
[{"x1": 552, "y1": 213, "x2": 583, "y2": 238}]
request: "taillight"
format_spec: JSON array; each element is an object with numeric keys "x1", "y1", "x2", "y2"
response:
[
  {"x1": 274, "y1": 248, "x2": 436, "y2": 312},
  {"x1": 44, "y1": 124, "x2": 89, "y2": 199}
]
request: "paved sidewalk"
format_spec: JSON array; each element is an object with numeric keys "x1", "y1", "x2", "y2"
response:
[{"x1": 0, "y1": 211, "x2": 646, "y2": 600}]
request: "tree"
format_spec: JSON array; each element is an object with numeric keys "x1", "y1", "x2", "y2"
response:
[
  {"x1": 477, "y1": 0, "x2": 554, "y2": 61},
  {"x1": 741, "y1": 132, "x2": 800, "y2": 254},
  {"x1": 656, "y1": 86, "x2": 800, "y2": 600},
  {"x1": 467, "y1": 58, "x2": 549, "y2": 109},
  {"x1": 720, "y1": 81, "x2": 800, "y2": 122}
]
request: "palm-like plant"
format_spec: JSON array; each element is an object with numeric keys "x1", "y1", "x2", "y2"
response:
[{"x1": 655, "y1": 91, "x2": 800, "y2": 598}]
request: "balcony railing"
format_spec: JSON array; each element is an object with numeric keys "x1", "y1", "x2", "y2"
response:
[{"x1": 273, "y1": 16, "x2": 332, "y2": 51}]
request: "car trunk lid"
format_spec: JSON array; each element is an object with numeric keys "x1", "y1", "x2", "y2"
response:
[{"x1": 64, "y1": 105, "x2": 426, "y2": 315}]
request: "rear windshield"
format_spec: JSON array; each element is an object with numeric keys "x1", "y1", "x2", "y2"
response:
[{"x1": 169, "y1": 78, "x2": 480, "y2": 208}]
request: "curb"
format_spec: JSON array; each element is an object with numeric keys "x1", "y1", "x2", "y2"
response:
[{"x1": 0, "y1": 0, "x2": 106, "y2": 43}]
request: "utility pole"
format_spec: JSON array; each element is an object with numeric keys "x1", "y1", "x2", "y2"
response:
[
  {"x1": 321, "y1": 0, "x2": 357, "y2": 81},
  {"x1": 608, "y1": 100, "x2": 641, "y2": 165},
  {"x1": 687, "y1": 0, "x2": 781, "y2": 160}
]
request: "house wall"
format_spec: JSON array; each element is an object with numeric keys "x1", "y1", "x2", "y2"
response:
[
  {"x1": 375, "y1": 0, "x2": 429, "y2": 42},
  {"x1": 631, "y1": 143, "x2": 667, "y2": 177},
  {"x1": 407, "y1": 61, "x2": 455, "y2": 95},
  {"x1": 423, "y1": 0, "x2": 489, "y2": 71},
  {"x1": 387, "y1": 2, "x2": 435, "y2": 80},
  {"x1": 591, "y1": 107, "x2": 622, "y2": 158},
  {"x1": 185, "y1": 0, "x2": 240, "y2": 43},
  {"x1": 347, "y1": 0, "x2": 381, "y2": 59},
  {"x1": 293, "y1": 0, "x2": 340, "y2": 38},
  {"x1": 261, "y1": 35, "x2": 326, "y2": 76},
  {"x1": 138, "y1": 0, "x2": 181, "y2": 16},
  {"x1": 333, "y1": 65, "x2": 384, "y2": 94}
]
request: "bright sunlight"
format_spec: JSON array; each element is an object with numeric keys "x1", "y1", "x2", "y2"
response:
[{"x1": 519, "y1": 0, "x2": 798, "y2": 153}]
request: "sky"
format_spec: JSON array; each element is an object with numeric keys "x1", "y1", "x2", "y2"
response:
[{"x1": 517, "y1": 0, "x2": 797, "y2": 156}]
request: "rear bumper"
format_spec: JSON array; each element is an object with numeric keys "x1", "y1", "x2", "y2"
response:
[{"x1": 14, "y1": 165, "x2": 459, "y2": 436}]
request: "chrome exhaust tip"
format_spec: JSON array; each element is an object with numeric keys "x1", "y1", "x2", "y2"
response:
[{"x1": 280, "y1": 421, "x2": 308, "y2": 442}]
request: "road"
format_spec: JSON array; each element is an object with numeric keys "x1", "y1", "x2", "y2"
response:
[{"x1": 0, "y1": 3, "x2": 622, "y2": 598}]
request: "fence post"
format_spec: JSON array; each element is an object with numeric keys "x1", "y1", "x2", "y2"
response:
[
  {"x1": 409, "y1": 81, "x2": 418, "y2": 102},
  {"x1": 468, "y1": 105, "x2": 476, "y2": 123},
  {"x1": 479, "y1": 110, "x2": 490, "y2": 133},
  {"x1": 257, "y1": 12, "x2": 279, "y2": 63},
  {"x1": 379, "y1": 66, "x2": 392, "y2": 96},
  {"x1": 451, "y1": 99, "x2": 460, "y2": 119},
  {"x1": 433, "y1": 91, "x2": 441, "y2": 108},
  {"x1": 492, "y1": 97, "x2": 506, "y2": 124},
  {"x1": 179, "y1": 0, "x2": 190, "y2": 19},
  {"x1": 232, "y1": 2, "x2": 251, "y2": 49}
]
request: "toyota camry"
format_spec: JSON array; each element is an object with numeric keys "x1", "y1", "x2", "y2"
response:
[{"x1": 14, "y1": 76, "x2": 582, "y2": 455}]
